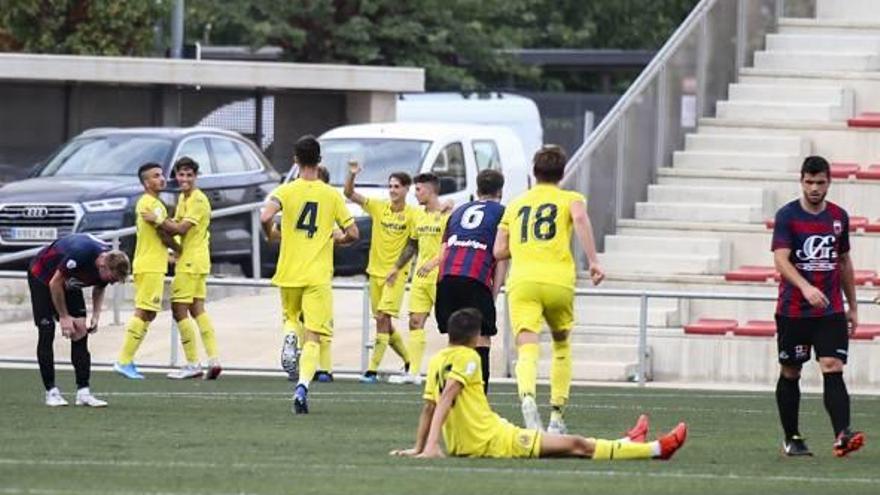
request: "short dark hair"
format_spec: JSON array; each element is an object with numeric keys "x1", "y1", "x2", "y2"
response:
[
  {"x1": 173, "y1": 156, "x2": 199, "y2": 175},
  {"x1": 413, "y1": 172, "x2": 439, "y2": 192},
  {"x1": 801, "y1": 155, "x2": 831, "y2": 180},
  {"x1": 137, "y1": 162, "x2": 163, "y2": 185},
  {"x1": 533, "y1": 145, "x2": 567, "y2": 183},
  {"x1": 294, "y1": 135, "x2": 321, "y2": 167},
  {"x1": 447, "y1": 308, "x2": 482, "y2": 345},
  {"x1": 317, "y1": 165, "x2": 330, "y2": 184},
  {"x1": 477, "y1": 169, "x2": 504, "y2": 197},
  {"x1": 389, "y1": 171, "x2": 412, "y2": 187}
]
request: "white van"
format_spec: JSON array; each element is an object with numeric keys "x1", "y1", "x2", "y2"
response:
[{"x1": 284, "y1": 122, "x2": 531, "y2": 274}]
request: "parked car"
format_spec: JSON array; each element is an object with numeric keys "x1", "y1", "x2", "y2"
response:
[
  {"x1": 282, "y1": 122, "x2": 532, "y2": 275},
  {"x1": 0, "y1": 127, "x2": 280, "y2": 274}
]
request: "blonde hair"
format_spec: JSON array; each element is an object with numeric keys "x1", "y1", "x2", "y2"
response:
[{"x1": 104, "y1": 250, "x2": 131, "y2": 281}]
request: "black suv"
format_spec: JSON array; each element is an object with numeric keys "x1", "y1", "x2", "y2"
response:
[{"x1": 0, "y1": 128, "x2": 280, "y2": 274}]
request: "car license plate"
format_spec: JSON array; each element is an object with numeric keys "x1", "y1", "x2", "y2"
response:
[{"x1": 8, "y1": 227, "x2": 58, "y2": 241}]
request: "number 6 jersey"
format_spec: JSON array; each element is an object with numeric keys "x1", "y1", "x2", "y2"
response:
[
  {"x1": 269, "y1": 178, "x2": 354, "y2": 287},
  {"x1": 440, "y1": 199, "x2": 506, "y2": 289},
  {"x1": 499, "y1": 184, "x2": 586, "y2": 290}
]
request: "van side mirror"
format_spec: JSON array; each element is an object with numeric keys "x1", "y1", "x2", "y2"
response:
[{"x1": 438, "y1": 176, "x2": 458, "y2": 195}]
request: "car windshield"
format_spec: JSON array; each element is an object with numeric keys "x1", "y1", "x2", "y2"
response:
[
  {"x1": 320, "y1": 138, "x2": 430, "y2": 186},
  {"x1": 39, "y1": 135, "x2": 173, "y2": 177}
]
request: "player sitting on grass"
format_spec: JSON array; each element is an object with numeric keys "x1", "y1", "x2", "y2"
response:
[{"x1": 390, "y1": 308, "x2": 688, "y2": 460}]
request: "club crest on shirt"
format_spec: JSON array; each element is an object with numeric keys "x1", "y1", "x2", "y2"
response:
[
  {"x1": 66, "y1": 259, "x2": 77, "y2": 270},
  {"x1": 833, "y1": 220, "x2": 842, "y2": 235}
]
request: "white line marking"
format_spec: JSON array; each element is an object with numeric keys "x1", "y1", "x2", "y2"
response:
[{"x1": 0, "y1": 458, "x2": 876, "y2": 486}]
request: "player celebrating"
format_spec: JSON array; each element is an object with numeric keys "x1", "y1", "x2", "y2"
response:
[
  {"x1": 114, "y1": 162, "x2": 179, "y2": 379},
  {"x1": 29, "y1": 234, "x2": 129, "y2": 406},
  {"x1": 390, "y1": 308, "x2": 686, "y2": 461},
  {"x1": 386, "y1": 173, "x2": 450, "y2": 384},
  {"x1": 262, "y1": 135, "x2": 358, "y2": 414},
  {"x1": 344, "y1": 162, "x2": 418, "y2": 383},
  {"x1": 143, "y1": 157, "x2": 221, "y2": 380},
  {"x1": 772, "y1": 155, "x2": 864, "y2": 457},
  {"x1": 495, "y1": 145, "x2": 604, "y2": 434},
  {"x1": 435, "y1": 169, "x2": 508, "y2": 391}
]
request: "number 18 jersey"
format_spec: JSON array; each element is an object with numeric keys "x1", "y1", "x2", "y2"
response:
[
  {"x1": 499, "y1": 184, "x2": 585, "y2": 290},
  {"x1": 269, "y1": 178, "x2": 354, "y2": 287}
]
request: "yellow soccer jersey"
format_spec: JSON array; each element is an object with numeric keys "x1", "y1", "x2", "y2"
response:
[
  {"x1": 362, "y1": 198, "x2": 418, "y2": 277},
  {"x1": 133, "y1": 193, "x2": 169, "y2": 274},
  {"x1": 411, "y1": 209, "x2": 449, "y2": 285},
  {"x1": 499, "y1": 184, "x2": 585, "y2": 289},
  {"x1": 423, "y1": 346, "x2": 508, "y2": 457},
  {"x1": 175, "y1": 188, "x2": 211, "y2": 274},
  {"x1": 270, "y1": 178, "x2": 354, "y2": 287}
]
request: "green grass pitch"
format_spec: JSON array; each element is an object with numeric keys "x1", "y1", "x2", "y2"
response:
[{"x1": 1, "y1": 368, "x2": 877, "y2": 495}]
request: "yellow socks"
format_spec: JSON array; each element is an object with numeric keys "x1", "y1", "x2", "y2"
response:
[
  {"x1": 408, "y1": 329, "x2": 426, "y2": 375},
  {"x1": 368, "y1": 333, "x2": 390, "y2": 372},
  {"x1": 550, "y1": 339, "x2": 572, "y2": 408},
  {"x1": 388, "y1": 330, "x2": 411, "y2": 365},
  {"x1": 515, "y1": 342, "x2": 539, "y2": 399},
  {"x1": 176, "y1": 318, "x2": 199, "y2": 364},
  {"x1": 592, "y1": 439, "x2": 653, "y2": 460},
  {"x1": 298, "y1": 340, "x2": 320, "y2": 388},
  {"x1": 195, "y1": 313, "x2": 218, "y2": 360},
  {"x1": 319, "y1": 335, "x2": 333, "y2": 371},
  {"x1": 118, "y1": 316, "x2": 149, "y2": 364}
]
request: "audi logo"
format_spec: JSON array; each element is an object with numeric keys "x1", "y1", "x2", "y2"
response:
[{"x1": 22, "y1": 206, "x2": 50, "y2": 219}]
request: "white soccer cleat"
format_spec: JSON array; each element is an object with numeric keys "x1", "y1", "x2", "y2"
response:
[
  {"x1": 75, "y1": 388, "x2": 108, "y2": 408},
  {"x1": 281, "y1": 334, "x2": 299, "y2": 382},
  {"x1": 520, "y1": 395, "x2": 543, "y2": 431},
  {"x1": 45, "y1": 387, "x2": 68, "y2": 407},
  {"x1": 388, "y1": 373, "x2": 421, "y2": 385},
  {"x1": 166, "y1": 364, "x2": 204, "y2": 380},
  {"x1": 547, "y1": 411, "x2": 568, "y2": 435}
]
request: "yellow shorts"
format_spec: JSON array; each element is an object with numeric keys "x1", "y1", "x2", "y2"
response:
[
  {"x1": 409, "y1": 282, "x2": 436, "y2": 315},
  {"x1": 508, "y1": 282, "x2": 574, "y2": 336},
  {"x1": 483, "y1": 423, "x2": 541, "y2": 459},
  {"x1": 369, "y1": 273, "x2": 408, "y2": 318},
  {"x1": 134, "y1": 272, "x2": 165, "y2": 312},
  {"x1": 171, "y1": 272, "x2": 207, "y2": 304},
  {"x1": 281, "y1": 285, "x2": 333, "y2": 337}
]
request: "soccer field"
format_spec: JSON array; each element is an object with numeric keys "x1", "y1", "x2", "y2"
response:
[{"x1": 2, "y1": 368, "x2": 876, "y2": 495}]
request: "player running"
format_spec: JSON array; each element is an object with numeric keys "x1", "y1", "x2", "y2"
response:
[{"x1": 494, "y1": 145, "x2": 604, "y2": 434}]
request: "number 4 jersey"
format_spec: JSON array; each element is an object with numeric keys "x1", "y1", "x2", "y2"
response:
[
  {"x1": 771, "y1": 199, "x2": 850, "y2": 317},
  {"x1": 441, "y1": 200, "x2": 506, "y2": 289},
  {"x1": 499, "y1": 184, "x2": 586, "y2": 290},
  {"x1": 269, "y1": 178, "x2": 354, "y2": 287}
]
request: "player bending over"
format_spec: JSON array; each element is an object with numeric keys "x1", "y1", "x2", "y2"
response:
[{"x1": 390, "y1": 308, "x2": 687, "y2": 460}]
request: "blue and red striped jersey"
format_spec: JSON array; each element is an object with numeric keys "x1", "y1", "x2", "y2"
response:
[
  {"x1": 771, "y1": 199, "x2": 850, "y2": 317},
  {"x1": 440, "y1": 200, "x2": 505, "y2": 289},
  {"x1": 29, "y1": 234, "x2": 110, "y2": 289}
]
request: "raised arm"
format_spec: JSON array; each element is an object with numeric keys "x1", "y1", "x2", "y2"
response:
[
  {"x1": 418, "y1": 378, "x2": 463, "y2": 458},
  {"x1": 344, "y1": 160, "x2": 367, "y2": 206},
  {"x1": 570, "y1": 199, "x2": 604, "y2": 286}
]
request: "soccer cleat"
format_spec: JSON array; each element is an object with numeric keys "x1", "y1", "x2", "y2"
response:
[
  {"x1": 281, "y1": 333, "x2": 299, "y2": 382},
  {"x1": 626, "y1": 414, "x2": 650, "y2": 443},
  {"x1": 547, "y1": 410, "x2": 568, "y2": 435},
  {"x1": 166, "y1": 364, "x2": 204, "y2": 380},
  {"x1": 520, "y1": 395, "x2": 543, "y2": 431},
  {"x1": 314, "y1": 371, "x2": 334, "y2": 383},
  {"x1": 359, "y1": 371, "x2": 379, "y2": 384},
  {"x1": 45, "y1": 387, "x2": 68, "y2": 407},
  {"x1": 204, "y1": 359, "x2": 222, "y2": 380},
  {"x1": 292, "y1": 384, "x2": 309, "y2": 414},
  {"x1": 782, "y1": 435, "x2": 813, "y2": 457},
  {"x1": 657, "y1": 422, "x2": 688, "y2": 460},
  {"x1": 833, "y1": 430, "x2": 865, "y2": 457},
  {"x1": 113, "y1": 362, "x2": 145, "y2": 380},
  {"x1": 388, "y1": 373, "x2": 422, "y2": 385},
  {"x1": 74, "y1": 388, "x2": 108, "y2": 408}
]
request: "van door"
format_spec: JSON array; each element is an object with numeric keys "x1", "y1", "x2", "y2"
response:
[{"x1": 430, "y1": 141, "x2": 472, "y2": 207}]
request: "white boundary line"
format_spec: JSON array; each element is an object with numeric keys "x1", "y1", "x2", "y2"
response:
[{"x1": 0, "y1": 458, "x2": 877, "y2": 486}]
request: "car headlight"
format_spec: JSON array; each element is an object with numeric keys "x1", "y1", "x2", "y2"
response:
[{"x1": 82, "y1": 197, "x2": 128, "y2": 213}]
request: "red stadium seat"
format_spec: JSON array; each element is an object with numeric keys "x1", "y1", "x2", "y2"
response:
[
  {"x1": 866, "y1": 220, "x2": 880, "y2": 233},
  {"x1": 848, "y1": 113, "x2": 880, "y2": 128},
  {"x1": 854, "y1": 164, "x2": 880, "y2": 180},
  {"x1": 683, "y1": 318, "x2": 737, "y2": 336},
  {"x1": 830, "y1": 162, "x2": 860, "y2": 179},
  {"x1": 724, "y1": 266, "x2": 777, "y2": 283},
  {"x1": 733, "y1": 320, "x2": 776, "y2": 337},
  {"x1": 854, "y1": 270, "x2": 877, "y2": 286},
  {"x1": 852, "y1": 324, "x2": 880, "y2": 340},
  {"x1": 850, "y1": 216, "x2": 869, "y2": 231}
]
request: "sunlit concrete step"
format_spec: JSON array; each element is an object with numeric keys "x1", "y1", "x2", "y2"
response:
[
  {"x1": 728, "y1": 83, "x2": 852, "y2": 108},
  {"x1": 635, "y1": 201, "x2": 764, "y2": 223},
  {"x1": 574, "y1": 296, "x2": 680, "y2": 327},
  {"x1": 647, "y1": 184, "x2": 769, "y2": 206},
  {"x1": 598, "y1": 252, "x2": 725, "y2": 275},
  {"x1": 673, "y1": 150, "x2": 801, "y2": 172},
  {"x1": 716, "y1": 100, "x2": 848, "y2": 122},
  {"x1": 766, "y1": 33, "x2": 880, "y2": 52},
  {"x1": 754, "y1": 50, "x2": 880, "y2": 72},
  {"x1": 684, "y1": 133, "x2": 809, "y2": 155}
]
